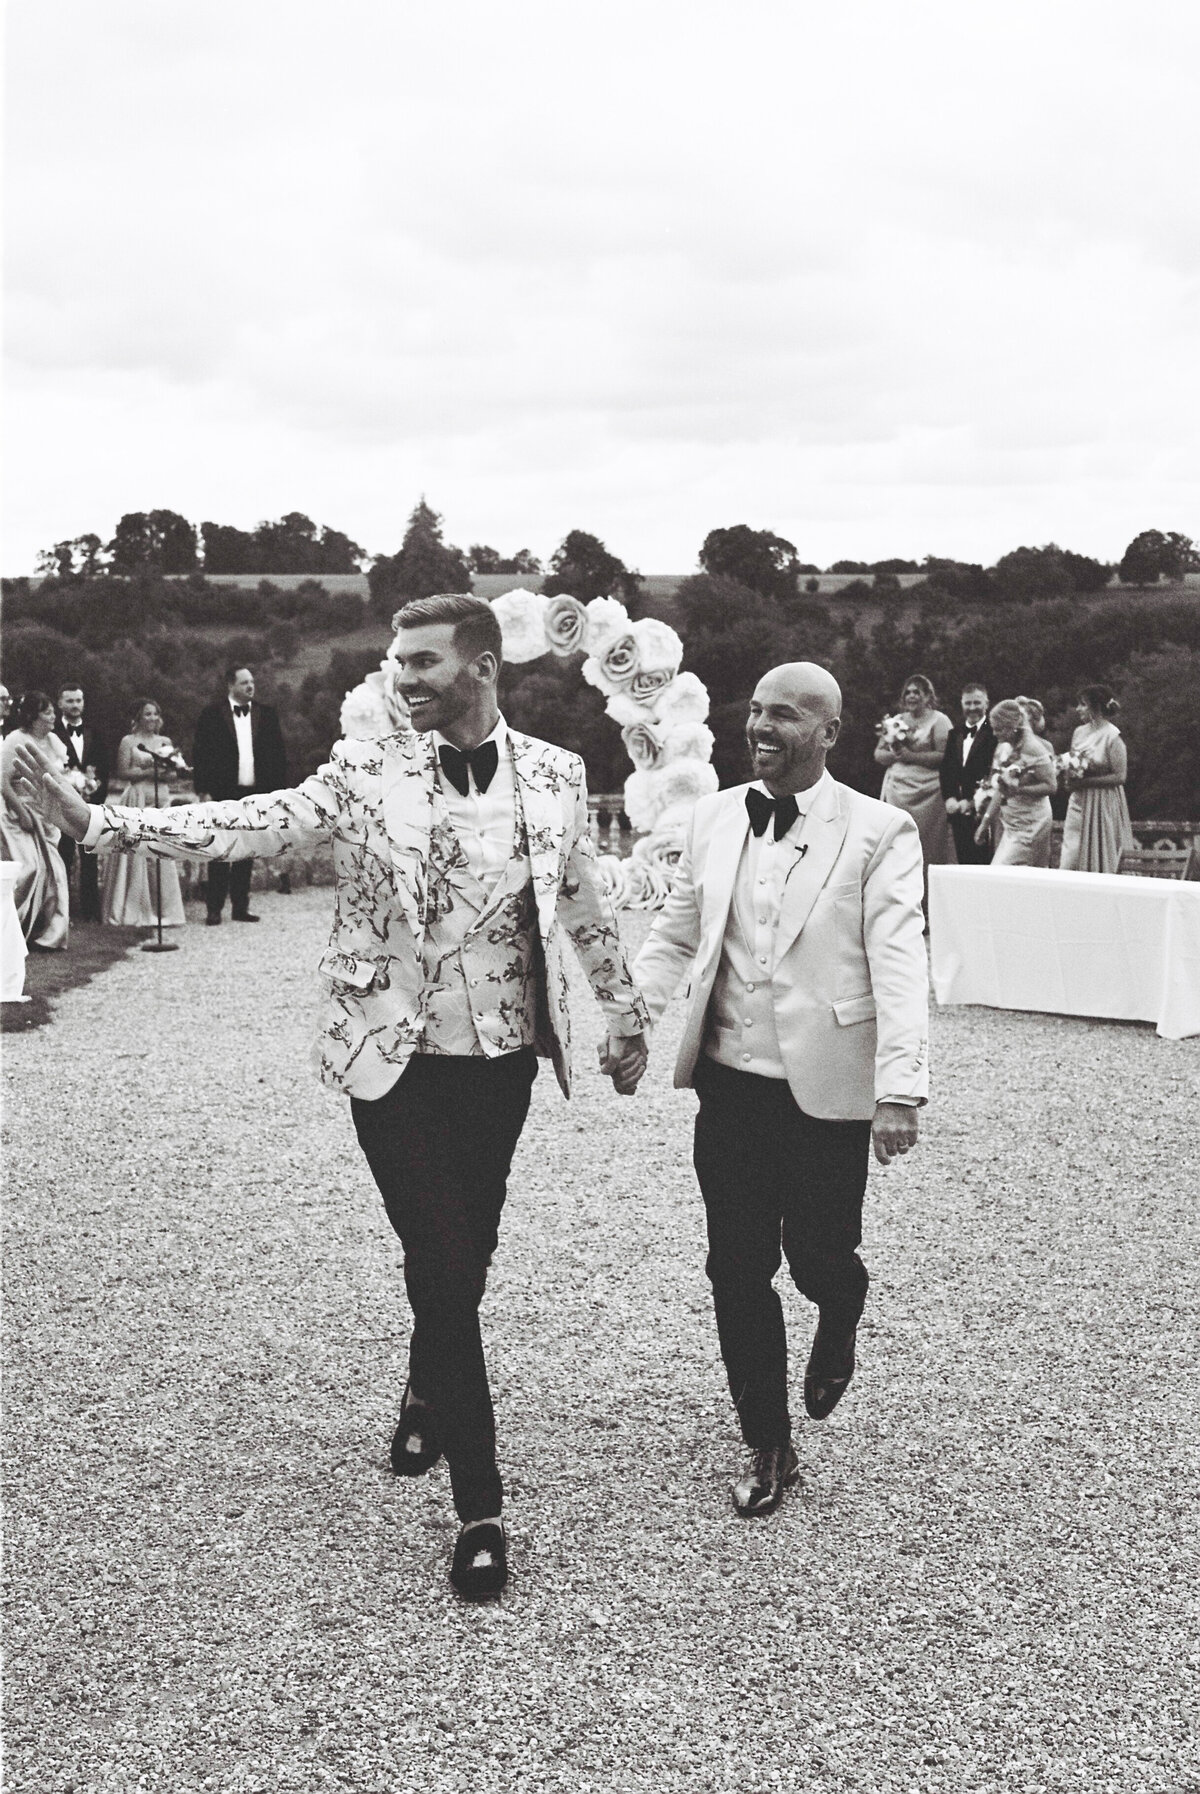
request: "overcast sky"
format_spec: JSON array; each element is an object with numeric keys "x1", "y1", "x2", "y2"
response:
[{"x1": 4, "y1": 0, "x2": 1198, "y2": 575}]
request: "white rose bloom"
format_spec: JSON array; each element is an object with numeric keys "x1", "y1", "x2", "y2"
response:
[
  {"x1": 622, "y1": 768, "x2": 670, "y2": 834},
  {"x1": 596, "y1": 853, "x2": 630, "y2": 908},
  {"x1": 340, "y1": 678, "x2": 392, "y2": 740},
  {"x1": 603, "y1": 689, "x2": 656, "y2": 728},
  {"x1": 661, "y1": 720, "x2": 715, "y2": 765},
  {"x1": 654, "y1": 670, "x2": 710, "y2": 725},
  {"x1": 490, "y1": 588, "x2": 551, "y2": 664},
  {"x1": 584, "y1": 595, "x2": 630, "y2": 652},
  {"x1": 627, "y1": 758, "x2": 718, "y2": 828}
]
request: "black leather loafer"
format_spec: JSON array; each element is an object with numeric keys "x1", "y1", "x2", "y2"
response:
[
  {"x1": 732, "y1": 1444, "x2": 801, "y2": 1516},
  {"x1": 804, "y1": 1319, "x2": 857, "y2": 1421},
  {"x1": 450, "y1": 1520, "x2": 507, "y2": 1598},
  {"x1": 389, "y1": 1387, "x2": 441, "y2": 1476}
]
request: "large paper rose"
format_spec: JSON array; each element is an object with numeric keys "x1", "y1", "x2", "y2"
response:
[
  {"x1": 582, "y1": 629, "x2": 639, "y2": 696},
  {"x1": 621, "y1": 720, "x2": 664, "y2": 771},
  {"x1": 631, "y1": 825, "x2": 686, "y2": 877},
  {"x1": 628, "y1": 617, "x2": 683, "y2": 702},
  {"x1": 624, "y1": 860, "x2": 670, "y2": 910},
  {"x1": 490, "y1": 588, "x2": 551, "y2": 664},
  {"x1": 544, "y1": 595, "x2": 588, "y2": 657},
  {"x1": 341, "y1": 659, "x2": 411, "y2": 739},
  {"x1": 654, "y1": 670, "x2": 710, "y2": 726},
  {"x1": 584, "y1": 595, "x2": 630, "y2": 652},
  {"x1": 661, "y1": 720, "x2": 714, "y2": 765},
  {"x1": 596, "y1": 853, "x2": 630, "y2": 908},
  {"x1": 625, "y1": 758, "x2": 718, "y2": 830}
]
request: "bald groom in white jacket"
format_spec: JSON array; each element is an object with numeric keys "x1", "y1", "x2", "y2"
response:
[{"x1": 619, "y1": 662, "x2": 928, "y2": 1517}]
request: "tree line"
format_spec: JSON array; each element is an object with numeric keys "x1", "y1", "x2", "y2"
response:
[
  {"x1": 5, "y1": 505, "x2": 1197, "y2": 818},
  {"x1": 35, "y1": 501, "x2": 1196, "y2": 597}
]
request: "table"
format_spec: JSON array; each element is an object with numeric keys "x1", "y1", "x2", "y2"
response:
[
  {"x1": 1, "y1": 862, "x2": 30, "y2": 1002},
  {"x1": 928, "y1": 864, "x2": 1200, "y2": 1040}
]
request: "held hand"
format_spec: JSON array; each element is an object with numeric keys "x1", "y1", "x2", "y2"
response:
[
  {"x1": 872, "y1": 1101, "x2": 919, "y2": 1166},
  {"x1": 598, "y1": 1032, "x2": 648, "y2": 1096},
  {"x1": 8, "y1": 741, "x2": 91, "y2": 839}
]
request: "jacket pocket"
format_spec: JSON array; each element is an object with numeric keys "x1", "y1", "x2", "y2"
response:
[
  {"x1": 833, "y1": 993, "x2": 876, "y2": 1026},
  {"x1": 318, "y1": 948, "x2": 378, "y2": 992}
]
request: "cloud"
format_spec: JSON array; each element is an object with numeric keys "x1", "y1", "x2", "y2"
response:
[{"x1": 3, "y1": 0, "x2": 1199, "y2": 570}]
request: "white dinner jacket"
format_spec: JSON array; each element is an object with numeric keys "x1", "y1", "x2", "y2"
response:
[{"x1": 632, "y1": 771, "x2": 929, "y2": 1120}]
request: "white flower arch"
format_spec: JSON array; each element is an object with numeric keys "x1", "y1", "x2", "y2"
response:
[{"x1": 338, "y1": 590, "x2": 716, "y2": 907}]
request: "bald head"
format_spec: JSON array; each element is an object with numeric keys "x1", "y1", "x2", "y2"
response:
[{"x1": 746, "y1": 661, "x2": 842, "y2": 794}]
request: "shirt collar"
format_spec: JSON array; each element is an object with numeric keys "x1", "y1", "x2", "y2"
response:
[
  {"x1": 229, "y1": 695, "x2": 252, "y2": 712},
  {"x1": 750, "y1": 769, "x2": 826, "y2": 813},
  {"x1": 432, "y1": 714, "x2": 508, "y2": 757}
]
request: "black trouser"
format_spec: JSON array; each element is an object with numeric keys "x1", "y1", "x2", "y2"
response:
[
  {"x1": 692, "y1": 1055, "x2": 871, "y2": 1450},
  {"x1": 351, "y1": 1049, "x2": 538, "y2": 1523},
  {"x1": 58, "y1": 835, "x2": 100, "y2": 921},
  {"x1": 205, "y1": 858, "x2": 253, "y2": 917},
  {"x1": 949, "y1": 813, "x2": 992, "y2": 865}
]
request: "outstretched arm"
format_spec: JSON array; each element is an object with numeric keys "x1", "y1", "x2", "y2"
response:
[{"x1": 11, "y1": 737, "x2": 347, "y2": 863}]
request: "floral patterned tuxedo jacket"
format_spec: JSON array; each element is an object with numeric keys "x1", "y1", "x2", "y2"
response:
[{"x1": 83, "y1": 727, "x2": 649, "y2": 1100}]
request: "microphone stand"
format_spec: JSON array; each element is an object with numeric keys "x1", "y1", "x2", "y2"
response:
[{"x1": 138, "y1": 746, "x2": 182, "y2": 955}]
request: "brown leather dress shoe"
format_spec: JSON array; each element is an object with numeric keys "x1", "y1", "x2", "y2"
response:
[
  {"x1": 804, "y1": 1319, "x2": 857, "y2": 1421},
  {"x1": 732, "y1": 1444, "x2": 801, "y2": 1516}
]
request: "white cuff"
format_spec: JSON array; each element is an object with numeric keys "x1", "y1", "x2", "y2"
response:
[{"x1": 81, "y1": 806, "x2": 106, "y2": 851}]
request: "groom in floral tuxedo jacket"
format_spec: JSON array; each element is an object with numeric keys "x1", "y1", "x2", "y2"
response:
[{"x1": 27, "y1": 594, "x2": 649, "y2": 1599}]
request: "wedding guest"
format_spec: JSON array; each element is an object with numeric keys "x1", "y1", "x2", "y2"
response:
[
  {"x1": 975, "y1": 699, "x2": 1058, "y2": 867},
  {"x1": 0, "y1": 691, "x2": 70, "y2": 948},
  {"x1": 1058, "y1": 685, "x2": 1135, "y2": 874},
  {"x1": 0, "y1": 684, "x2": 13, "y2": 734},
  {"x1": 192, "y1": 667, "x2": 288, "y2": 925},
  {"x1": 54, "y1": 680, "x2": 108, "y2": 921},
  {"x1": 100, "y1": 701, "x2": 188, "y2": 929},
  {"x1": 939, "y1": 680, "x2": 996, "y2": 865},
  {"x1": 875, "y1": 673, "x2": 956, "y2": 872}
]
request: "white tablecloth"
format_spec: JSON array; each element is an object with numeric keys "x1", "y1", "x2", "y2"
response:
[
  {"x1": 1, "y1": 861, "x2": 29, "y2": 1002},
  {"x1": 928, "y1": 865, "x2": 1200, "y2": 1040}
]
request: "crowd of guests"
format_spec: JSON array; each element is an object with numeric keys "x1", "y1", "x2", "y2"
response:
[
  {"x1": 0, "y1": 667, "x2": 287, "y2": 952},
  {"x1": 874, "y1": 674, "x2": 1135, "y2": 876},
  {"x1": 0, "y1": 659, "x2": 1139, "y2": 958}
]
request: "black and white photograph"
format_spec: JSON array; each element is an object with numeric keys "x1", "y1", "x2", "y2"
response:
[{"x1": 2, "y1": 2, "x2": 1198, "y2": 1790}]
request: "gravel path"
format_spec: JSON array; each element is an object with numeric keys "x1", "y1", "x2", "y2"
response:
[{"x1": 4, "y1": 888, "x2": 1198, "y2": 1794}]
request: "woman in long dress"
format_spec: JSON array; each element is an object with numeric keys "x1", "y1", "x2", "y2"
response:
[
  {"x1": 1058, "y1": 684, "x2": 1135, "y2": 874},
  {"x1": 874, "y1": 673, "x2": 957, "y2": 868},
  {"x1": 976, "y1": 698, "x2": 1058, "y2": 867},
  {"x1": 0, "y1": 690, "x2": 71, "y2": 948},
  {"x1": 100, "y1": 701, "x2": 189, "y2": 928}
]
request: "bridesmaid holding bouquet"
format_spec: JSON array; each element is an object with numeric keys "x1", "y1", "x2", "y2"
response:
[
  {"x1": 874, "y1": 673, "x2": 956, "y2": 872},
  {"x1": 1058, "y1": 685, "x2": 1134, "y2": 874}
]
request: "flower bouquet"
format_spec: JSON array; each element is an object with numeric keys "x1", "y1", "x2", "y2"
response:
[
  {"x1": 876, "y1": 714, "x2": 913, "y2": 751},
  {"x1": 973, "y1": 744, "x2": 1016, "y2": 813},
  {"x1": 1054, "y1": 748, "x2": 1091, "y2": 786}
]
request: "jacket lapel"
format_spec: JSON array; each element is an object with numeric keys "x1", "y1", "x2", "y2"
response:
[
  {"x1": 772, "y1": 774, "x2": 851, "y2": 964},
  {"x1": 510, "y1": 732, "x2": 565, "y2": 939},
  {"x1": 381, "y1": 730, "x2": 435, "y2": 939}
]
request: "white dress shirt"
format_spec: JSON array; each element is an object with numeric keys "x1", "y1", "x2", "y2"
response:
[
  {"x1": 705, "y1": 776, "x2": 823, "y2": 1079},
  {"x1": 431, "y1": 716, "x2": 516, "y2": 891},
  {"x1": 231, "y1": 697, "x2": 255, "y2": 789},
  {"x1": 961, "y1": 723, "x2": 981, "y2": 765}
]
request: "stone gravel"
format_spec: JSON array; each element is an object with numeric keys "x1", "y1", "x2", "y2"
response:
[{"x1": 3, "y1": 888, "x2": 1198, "y2": 1794}]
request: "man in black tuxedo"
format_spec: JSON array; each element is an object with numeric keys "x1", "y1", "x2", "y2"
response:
[
  {"x1": 192, "y1": 667, "x2": 288, "y2": 924},
  {"x1": 939, "y1": 681, "x2": 996, "y2": 865},
  {"x1": 54, "y1": 682, "x2": 109, "y2": 920}
]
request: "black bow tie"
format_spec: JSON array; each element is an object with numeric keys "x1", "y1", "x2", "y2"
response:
[
  {"x1": 965, "y1": 723, "x2": 978, "y2": 735},
  {"x1": 232, "y1": 705, "x2": 250, "y2": 718},
  {"x1": 438, "y1": 739, "x2": 499, "y2": 797},
  {"x1": 746, "y1": 787, "x2": 800, "y2": 841}
]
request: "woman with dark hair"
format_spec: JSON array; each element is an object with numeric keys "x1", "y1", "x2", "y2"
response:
[
  {"x1": 0, "y1": 690, "x2": 71, "y2": 947},
  {"x1": 100, "y1": 699, "x2": 190, "y2": 927},
  {"x1": 1058, "y1": 685, "x2": 1134, "y2": 874},
  {"x1": 975, "y1": 699, "x2": 1058, "y2": 867},
  {"x1": 874, "y1": 672, "x2": 956, "y2": 871}
]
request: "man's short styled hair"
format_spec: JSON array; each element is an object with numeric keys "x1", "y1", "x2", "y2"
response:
[
  {"x1": 393, "y1": 593, "x2": 503, "y2": 666},
  {"x1": 57, "y1": 680, "x2": 84, "y2": 700},
  {"x1": 225, "y1": 665, "x2": 253, "y2": 686},
  {"x1": 961, "y1": 680, "x2": 989, "y2": 696}
]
